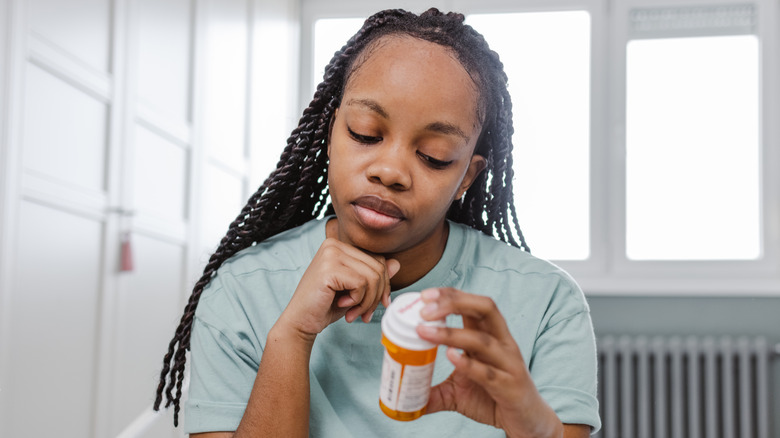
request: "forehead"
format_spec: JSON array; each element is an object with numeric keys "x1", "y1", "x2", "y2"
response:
[{"x1": 343, "y1": 36, "x2": 482, "y2": 129}]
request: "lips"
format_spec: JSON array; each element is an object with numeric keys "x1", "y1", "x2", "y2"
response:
[{"x1": 351, "y1": 195, "x2": 405, "y2": 231}]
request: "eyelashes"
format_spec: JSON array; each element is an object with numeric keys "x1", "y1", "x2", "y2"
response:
[
  {"x1": 346, "y1": 126, "x2": 454, "y2": 170},
  {"x1": 416, "y1": 153, "x2": 452, "y2": 169},
  {"x1": 347, "y1": 126, "x2": 381, "y2": 144}
]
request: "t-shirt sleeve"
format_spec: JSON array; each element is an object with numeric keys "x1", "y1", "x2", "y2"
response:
[
  {"x1": 184, "y1": 278, "x2": 261, "y2": 434},
  {"x1": 528, "y1": 277, "x2": 602, "y2": 433}
]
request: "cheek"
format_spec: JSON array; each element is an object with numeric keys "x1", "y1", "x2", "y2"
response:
[
  {"x1": 326, "y1": 144, "x2": 358, "y2": 197},
  {"x1": 417, "y1": 173, "x2": 461, "y2": 204}
]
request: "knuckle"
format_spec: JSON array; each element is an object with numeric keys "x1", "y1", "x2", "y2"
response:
[
  {"x1": 439, "y1": 287, "x2": 458, "y2": 298},
  {"x1": 320, "y1": 240, "x2": 340, "y2": 256},
  {"x1": 477, "y1": 332, "x2": 493, "y2": 348},
  {"x1": 459, "y1": 352, "x2": 474, "y2": 370},
  {"x1": 484, "y1": 365, "x2": 497, "y2": 382}
]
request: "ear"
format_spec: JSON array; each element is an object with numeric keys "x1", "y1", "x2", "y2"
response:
[
  {"x1": 327, "y1": 108, "x2": 339, "y2": 157},
  {"x1": 456, "y1": 154, "x2": 487, "y2": 200}
]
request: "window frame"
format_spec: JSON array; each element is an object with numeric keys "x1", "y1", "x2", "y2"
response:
[
  {"x1": 300, "y1": 0, "x2": 780, "y2": 296},
  {"x1": 600, "y1": 0, "x2": 780, "y2": 295}
]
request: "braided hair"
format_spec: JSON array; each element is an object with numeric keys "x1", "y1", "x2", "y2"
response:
[{"x1": 154, "y1": 7, "x2": 530, "y2": 426}]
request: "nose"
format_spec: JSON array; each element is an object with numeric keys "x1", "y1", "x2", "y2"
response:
[{"x1": 366, "y1": 145, "x2": 412, "y2": 190}]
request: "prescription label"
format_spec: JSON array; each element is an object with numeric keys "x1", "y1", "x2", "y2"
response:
[{"x1": 379, "y1": 350, "x2": 435, "y2": 412}]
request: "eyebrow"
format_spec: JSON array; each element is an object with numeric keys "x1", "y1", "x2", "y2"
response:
[
  {"x1": 425, "y1": 121, "x2": 469, "y2": 142},
  {"x1": 347, "y1": 98, "x2": 389, "y2": 119},
  {"x1": 346, "y1": 98, "x2": 470, "y2": 142}
]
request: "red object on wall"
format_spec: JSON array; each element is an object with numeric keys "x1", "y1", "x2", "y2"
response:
[{"x1": 120, "y1": 232, "x2": 134, "y2": 272}]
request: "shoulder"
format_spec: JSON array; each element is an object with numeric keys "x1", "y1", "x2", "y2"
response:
[
  {"x1": 195, "y1": 218, "x2": 325, "y2": 321},
  {"x1": 451, "y1": 222, "x2": 589, "y2": 317},
  {"x1": 453, "y1": 222, "x2": 573, "y2": 280},
  {"x1": 217, "y1": 218, "x2": 325, "y2": 278}
]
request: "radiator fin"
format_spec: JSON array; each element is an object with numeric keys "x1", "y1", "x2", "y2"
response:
[{"x1": 595, "y1": 335, "x2": 770, "y2": 438}]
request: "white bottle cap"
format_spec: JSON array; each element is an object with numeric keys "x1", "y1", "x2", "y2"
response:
[{"x1": 381, "y1": 292, "x2": 446, "y2": 351}]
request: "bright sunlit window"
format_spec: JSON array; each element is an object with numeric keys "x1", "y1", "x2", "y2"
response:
[
  {"x1": 467, "y1": 12, "x2": 591, "y2": 261},
  {"x1": 625, "y1": 35, "x2": 761, "y2": 260},
  {"x1": 313, "y1": 18, "x2": 364, "y2": 93}
]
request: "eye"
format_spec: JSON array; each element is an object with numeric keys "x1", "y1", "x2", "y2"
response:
[
  {"x1": 347, "y1": 126, "x2": 382, "y2": 145},
  {"x1": 417, "y1": 152, "x2": 453, "y2": 170}
]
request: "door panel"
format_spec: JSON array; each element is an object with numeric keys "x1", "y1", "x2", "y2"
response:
[
  {"x1": 201, "y1": 164, "x2": 244, "y2": 255},
  {"x1": 132, "y1": 125, "x2": 189, "y2": 223},
  {"x1": 22, "y1": 63, "x2": 109, "y2": 192},
  {"x1": 137, "y1": 0, "x2": 192, "y2": 122},
  {"x1": 201, "y1": 0, "x2": 249, "y2": 171},
  {"x1": 6, "y1": 201, "x2": 105, "y2": 437},
  {"x1": 109, "y1": 233, "x2": 185, "y2": 437},
  {"x1": 28, "y1": 0, "x2": 112, "y2": 73}
]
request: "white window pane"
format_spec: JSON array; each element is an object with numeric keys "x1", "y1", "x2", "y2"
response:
[
  {"x1": 626, "y1": 35, "x2": 760, "y2": 260},
  {"x1": 468, "y1": 12, "x2": 591, "y2": 260},
  {"x1": 313, "y1": 18, "x2": 365, "y2": 93}
]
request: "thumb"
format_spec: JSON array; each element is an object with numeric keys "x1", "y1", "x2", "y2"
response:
[
  {"x1": 382, "y1": 259, "x2": 401, "y2": 308},
  {"x1": 386, "y1": 258, "x2": 401, "y2": 278},
  {"x1": 424, "y1": 382, "x2": 449, "y2": 415}
]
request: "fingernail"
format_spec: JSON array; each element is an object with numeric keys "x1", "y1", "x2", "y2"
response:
[
  {"x1": 447, "y1": 347, "x2": 463, "y2": 362},
  {"x1": 366, "y1": 311, "x2": 375, "y2": 321},
  {"x1": 421, "y1": 302, "x2": 438, "y2": 316},
  {"x1": 417, "y1": 325, "x2": 437, "y2": 337},
  {"x1": 421, "y1": 288, "x2": 440, "y2": 300}
]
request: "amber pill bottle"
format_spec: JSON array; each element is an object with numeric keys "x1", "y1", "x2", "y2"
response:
[{"x1": 378, "y1": 292, "x2": 446, "y2": 421}]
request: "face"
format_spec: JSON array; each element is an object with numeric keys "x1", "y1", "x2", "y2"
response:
[{"x1": 327, "y1": 36, "x2": 486, "y2": 260}]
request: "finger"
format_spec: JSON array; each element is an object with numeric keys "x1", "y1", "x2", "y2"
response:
[
  {"x1": 319, "y1": 247, "x2": 382, "y2": 322},
  {"x1": 326, "y1": 266, "x2": 368, "y2": 310},
  {"x1": 382, "y1": 258, "x2": 400, "y2": 308},
  {"x1": 333, "y1": 240, "x2": 389, "y2": 275},
  {"x1": 419, "y1": 288, "x2": 513, "y2": 342},
  {"x1": 416, "y1": 324, "x2": 519, "y2": 371},
  {"x1": 336, "y1": 292, "x2": 356, "y2": 308},
  {"x1": 323, "y1": 241, "x2": 397, "y2": 323},
  {"x1": 359, "y1": 256, "x2": 398, "y2": 322},
  {"x1": 445, "y1": 347, "x2": 520, "y2": 401},
  {"x1": 340, "y1": 256, "x2": 387, "y2": 323},
  {"x1": 354, "y1": 254, "x2": 397, "y2": 316},
  {"x1": 386, "y1": 258, "x2": 401, "y2": 278},
  {"x1": 338, "y1": 243, "x2": 399, "y2": 300},
  {"x1": 316, "y1": 240, "x2": 377, "y2": 302},
  {"x1": 351, "y1": 256, "x2": 400, "y2": 323}
]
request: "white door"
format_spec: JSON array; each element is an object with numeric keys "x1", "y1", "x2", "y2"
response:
[
  {"x1": 0, "y1": 0, "x2": 297, "y2": 437},
  {"x1": 1, "y1": 0, "x2": 124, "y2": 436}
]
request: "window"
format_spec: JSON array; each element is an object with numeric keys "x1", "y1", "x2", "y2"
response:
[
  {"x1": 466, "y1": 12, "x2": 591, "y2": 261},
  {"x1": 302, "y1": 0, "x2": 780, "y2": 294},
  {"x1": 625, "y1": 34, "x2": 760, "y2": 261},
  {"x1": 312, "y1": 18, "x2": 364, "y2": 93}
]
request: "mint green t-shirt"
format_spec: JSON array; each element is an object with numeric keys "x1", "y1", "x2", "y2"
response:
[{"x1": 185, "y1": 218, "x2": 601, "y2": 435}]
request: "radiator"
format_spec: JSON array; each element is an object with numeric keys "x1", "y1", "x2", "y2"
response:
[{"x1": 595, "y1": 335, "x2": 774, "y2": 438}]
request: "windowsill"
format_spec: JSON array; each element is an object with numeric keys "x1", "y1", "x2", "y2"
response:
[{"x1": 577, "y1": 276, "x2": 780, "y2": 296}]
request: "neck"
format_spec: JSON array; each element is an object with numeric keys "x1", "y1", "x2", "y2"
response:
[{"x1": 387, "y1": 223, "x2": 449, "y2": 290}]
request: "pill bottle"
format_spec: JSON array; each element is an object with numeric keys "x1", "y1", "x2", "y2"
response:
[{"x1": 379, "y1": 291, "x2": 446, "y2": 421}]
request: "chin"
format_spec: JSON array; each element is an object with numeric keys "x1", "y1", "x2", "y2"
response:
[{"x1": 348, "y1": 230, "x2": 406, "y2": 256}]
